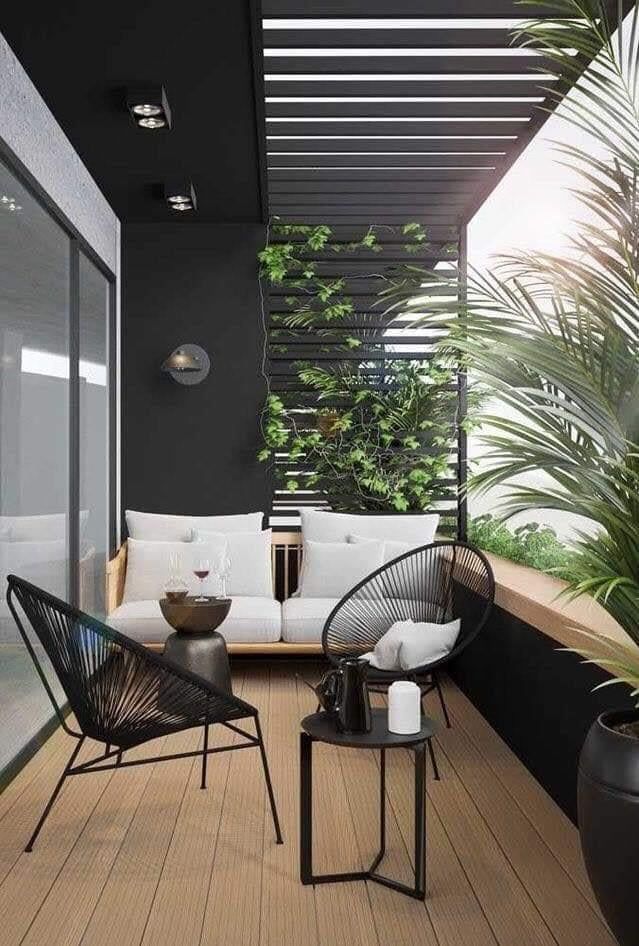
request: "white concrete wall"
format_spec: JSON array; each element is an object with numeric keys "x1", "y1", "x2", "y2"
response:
[{"x1": 0, "y1": 31, "x2": 119, "y2": 275}]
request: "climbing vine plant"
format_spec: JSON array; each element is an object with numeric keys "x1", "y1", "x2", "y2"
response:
[{"x1": 258, "y1": 222, "x2": 468, "y2": 513}]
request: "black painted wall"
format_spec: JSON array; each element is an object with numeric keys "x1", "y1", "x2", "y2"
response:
[
  {"x1": 123, "y1": 222, "x2": 271, "y2": 521},
  {"x1": 450, "y1": 604, "x2": 635, "y2": 823}
]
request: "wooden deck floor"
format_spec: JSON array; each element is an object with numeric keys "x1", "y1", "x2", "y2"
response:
[{"x1": 0, "y1": 664, "x2": 613, "y2": 946}]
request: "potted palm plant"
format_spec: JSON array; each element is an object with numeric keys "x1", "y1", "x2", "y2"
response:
[{"x1": 383, "y1": 3, "x2": 639, "y2": 942}]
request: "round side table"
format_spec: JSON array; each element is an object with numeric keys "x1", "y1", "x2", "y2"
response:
[
  {"x1": 300, "y1": 708, "x2": 437, "y2": 900},
  {"x1": 159, "y1": 596, "x2": 232, "y2": 695}
]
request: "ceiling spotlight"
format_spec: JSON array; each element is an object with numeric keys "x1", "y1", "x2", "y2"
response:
[
  {"x1": 138, "y1": 115, "x2": 166, "y2": 129},
  {"x1": 126, "y1": 85, "x2": 171, "y2": 130},
  {"x1": 132, "y1": 103, "x2": 162, "y2": 117},
  {"x1": 163, "y1": 180, "x2": 197, "y2": 212}
]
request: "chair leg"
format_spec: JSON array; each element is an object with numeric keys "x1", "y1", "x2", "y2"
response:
[
  {"x1": 201, "y1": 722, "x2": 209, "y2": 790},
  {"x1": 427, "y1": 738, "x2": 440, "y2": 781},
  {"x1": 434, "y1": 672, "x2": 451, "y2": 729},
  {"x1": 254, "y1": 715, "x2": 283, "y2": 844},
  {"x1": 25, "y1": 736, "x2": 85, "y2": 852}
]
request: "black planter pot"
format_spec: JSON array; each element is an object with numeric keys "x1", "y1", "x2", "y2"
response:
[{"x1": 578, "y1": 709, "x2": 639, "y2": 946}]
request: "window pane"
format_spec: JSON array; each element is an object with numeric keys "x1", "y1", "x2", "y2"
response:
[
  {"x1": 78, "y1": 252, "x2": 109, "y2": 618},
  {"x1": 0, "y1": 158, "x2": 70, "y2": 771}
]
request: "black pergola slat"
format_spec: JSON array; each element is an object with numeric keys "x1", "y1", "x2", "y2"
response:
[
  {"x1": 272, "y1": 213, "x2": 462, "y2": 223},
  {"x1": 269, "y1": 222, "x2": 459, "y2": 240},
  {"x1": 271, "y1": 284, "x2": 454, "y2": 298},
  {"x1": 271, "y1": 193, "x2": 471, "y2": 207},
  {"x1": 262, "y1": 0, "x2": 568, "y2": 14},
  {"x1": 267, "y1": 168, "x2": 488, "y2": 181},
  {"x1": 268, "y1": 154, "x2": 501, "y2": 168},
  {"x1": 271, "y1": 204, "x2": 464, "y2": 225},
  {"x1": 269, "y1": 178, "x2": 478, "y2": 193},
  {"x1": 265, "y1": 79, "x2": 556, "y2": 98},
  {"x1": 263, "y1": 27, "x2": 523, "y2": 49},
  {"x1": 266, "y1": 100, "x2": 539, "y2": 119},
  {"x1": 267, "y1": 119, "x2": 530, "y2": 136},
  {"x1": 267, "y1": 138, "x2": 516, "y2": 153},
  {"x1": 264, "y1": 54, "x2": 555, "y2": 75}
]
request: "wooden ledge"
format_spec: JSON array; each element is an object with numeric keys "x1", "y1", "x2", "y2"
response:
[
  {"x1": 486, "y1": 553, "x2": 630, "y2": 655},
  {"x1": 145, "y1": 641, "x2": 324, "y2": 655}
]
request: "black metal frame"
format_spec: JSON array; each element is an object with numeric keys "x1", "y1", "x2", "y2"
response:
[
  {"x1": 6, "y1": 575, "x2": 283, "y2": 852},
  {"x1": 0, "y1": 146, "x2": 119, "y2": 587},
  {"x1": 300, "y1": 732, "x2": 426, "y2": 899},
  {"x1": 322, "y1": 541, "x2": 495, "y2": 747}
]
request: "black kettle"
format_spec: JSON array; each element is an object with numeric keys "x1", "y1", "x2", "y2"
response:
[{"x1": 316, "y1": 658, "x2": 372, "y2": 734}]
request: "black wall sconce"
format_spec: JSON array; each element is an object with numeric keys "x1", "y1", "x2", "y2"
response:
[
  {"x1": 162, "y1": 344, "x2": 210, "y2": 385},
  {"x1": 126, "y1": 85, "x2": 172, "y2": 130}
]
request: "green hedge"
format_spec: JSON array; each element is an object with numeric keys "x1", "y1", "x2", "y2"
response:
[{"x1": 467, "y1": 515, "x2": 576, "y2": 581}]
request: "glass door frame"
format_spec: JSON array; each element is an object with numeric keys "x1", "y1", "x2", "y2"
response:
[{"x1": 0, "y1": 141, "x2": 118, "y2": 609}]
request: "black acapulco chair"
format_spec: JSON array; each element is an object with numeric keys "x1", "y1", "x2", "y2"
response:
[
  {"x1": 322, "y1": 541, "x2": 495, "y2": 777},
  {"x1": 6, "y1": 574, "x2": 283, "y2": 852}
]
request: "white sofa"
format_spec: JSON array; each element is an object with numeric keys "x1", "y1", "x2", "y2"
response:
[
  {"x1": 106, "y1": 509, "x2": 440, "y2": 650},
  {"x1": 110, "y1": 597, "x2": 282, "y2": 644}
]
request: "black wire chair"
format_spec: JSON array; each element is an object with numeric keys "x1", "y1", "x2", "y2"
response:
[
  {"x1": 6, "y1": 574, "x2": 283, "y2": 852},
  {"x1": 322, "y1": 542, "x2": 495, "y2": 775}
]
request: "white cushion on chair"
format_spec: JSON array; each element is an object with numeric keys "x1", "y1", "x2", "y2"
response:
[
  {"x1": 281, "y1": 597, "x2": 340, "y2": 643},
  {"x1": 109, "y1": 597, "x2": 282, "y2": 644},
  {"x1": 363, "y1": 618, "x2": 461, "y2": 671},
  {"x1": 126, "y1": 509, "x2": 263, "y2": 541}
]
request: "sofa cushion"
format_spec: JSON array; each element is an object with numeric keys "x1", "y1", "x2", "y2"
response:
[
  {"x1": 348, "y1": 533, "x2": 411, "y2": 563},
  {"x1": 125, "y1": 509, "x2": 263, "y2": 542},
  {"x1": 192, "y1": 529, "x2": 273, "y2": 598},
  {"x1": 300, "y1": 509, "x2": 439, "y2": 546},
  {"x1": 123, "y1": 538, "x2": 220, "y2": 603},
  {"x1": 281, "y1": 597, "x2": 340, "y2": 643},
  {"x1": 299, "y1": 539, "x2": 384, "y2": 599},
  {"x1": 109, "y1": 597, "x2": 281, "y2": 644}
]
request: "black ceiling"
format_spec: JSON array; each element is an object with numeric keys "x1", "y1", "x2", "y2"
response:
[
  {"x1": 1, "y1": 1, "x2": 630, "y2": 230},
  {"x1": 261, "y1": 0, "x2": 628, "y2": 229},
  {"x1": 0, "y1": 1, "x2": 264, "y2": 223}
]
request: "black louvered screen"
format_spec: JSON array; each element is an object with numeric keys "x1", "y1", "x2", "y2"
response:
[{"x1": 263, "y1": 222, "x2": 466, "y2": 536}]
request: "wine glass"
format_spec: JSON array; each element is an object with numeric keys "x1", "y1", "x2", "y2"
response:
[
  {"x1": 193, "y1": 557, "x2": 210, "y2": 602},
  {"x1": 219, "y1": 554, "x2": 231, "y2": 599}
]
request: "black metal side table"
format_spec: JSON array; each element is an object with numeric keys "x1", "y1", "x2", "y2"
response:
[
  {"x1": 160, "y1": 597, "x2": 233, "y2": 695},
  {"x1": 300, "y1": 708, "x2": 436, "y2": 900}
]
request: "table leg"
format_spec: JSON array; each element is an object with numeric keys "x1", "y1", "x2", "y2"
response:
[
  {"x1": 369, "y1": 749, "x2": 386, "y2": 874},
  {"x1": 298, "y1": 733, "x2": 427, "y2": 898},
  {"x1": 300, "y1": 732, "x2": 313, "y2": 885},
  {"x1": 414, "y1": 742, "x2": 426, "y2": 898}
]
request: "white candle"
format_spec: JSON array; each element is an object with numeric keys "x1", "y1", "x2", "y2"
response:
[{"x1": 388, "y1": 681, "x2": 421, "y2": 734}]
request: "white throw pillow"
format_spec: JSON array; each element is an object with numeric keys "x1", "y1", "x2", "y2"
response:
[
  {"x1": 399, "y1": 619, "x2": 461, "y2": 670},
  {"x1": 193, "y1": 529, "x2": 273, "y2": 598},
  {"x1": 123, "y1": 538, "x2": 217, "y2": 602},
  {"x1": 363, "y1": 618, "x2": 461, "y2": 671},
  {"x1": 348, "y1": 533, "x2": 411, "y2": 564},
  {"x1": 125, "y1": 509, "x2": 263, "y2": 542},
  {"x1": 300, "y1": 509, "x2": 439, "y2": 547},
  {"x1": 299, "y1": 540, "x2": 384, "y2": 599}
]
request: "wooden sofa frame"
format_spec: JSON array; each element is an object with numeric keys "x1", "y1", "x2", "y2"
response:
[{"x1": 106, "y1": 532, "x2": 323, "y2": 655}]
